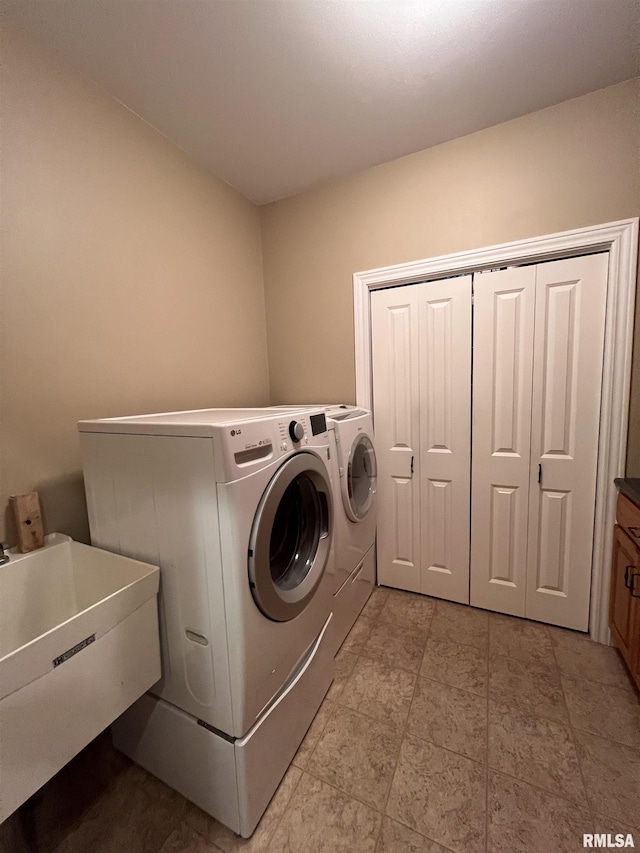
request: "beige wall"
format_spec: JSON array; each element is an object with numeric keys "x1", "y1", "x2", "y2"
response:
[
  {"x1": 1, "y1": 29, "x2": 269, "y2": 544},
  {"x1": 261, "y1": 78, "x2": 640, "y2": 473},
  {"x1": 3, "y1": 32, "x2": 639, "y2": 552}
]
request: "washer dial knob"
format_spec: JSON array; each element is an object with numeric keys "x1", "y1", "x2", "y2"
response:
[{"x1": 289, "y1": 420, "x2": 304, "y2": 442}]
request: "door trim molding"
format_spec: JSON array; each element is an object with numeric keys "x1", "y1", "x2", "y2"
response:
[{"x1": 353, "y1": 218, "x2": 639, "y2": 644}]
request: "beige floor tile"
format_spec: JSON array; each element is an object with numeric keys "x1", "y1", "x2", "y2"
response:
[
  {"x1": 549, "y1": 627, "x2": 634, "y2": 690},
  {"x1": 592, "y1": 815, "x2": 639, "y2": 841},
  {"x1": 430, "y1": 601, "x2": 489, "y2": 650},
  {"x1": 573, "y1": 729, "x2": 640, "y2": 828},
  {"x1": 489, "y1": 652, "x2": 568, "y2": 722},
  {"x1": 327, "y1": 648, "x2": 359, "y2": 701},
  {"x1": 386, "y1": 734, "x2": 486, "y2": 853},
  {"x1": 340, "y1": 655, "x2": 417, "y2": 728},
  {"x1": 376, "y1": 817, "x2": 450, "y2": 852},
  {"x1": 159, "y1": 823, "x2": 223, "y2": 852},
  {"x1": 185, "y1": 766, "x2": 301, "y2": 852},
  {"x1": 363, "y1": 619, "x2": 428, "y2": 673},
  {"x1": 489, "y1": 613, "x2": 555, "y2": 667},
  {"x1": 341, "y1": 614, "x2": 377, "y2": 654},
  {"x1": 292, "y1": 699, "x2": 335, "y2": 769},
  {"x1": 420, "y1": 635, "x2": 488, "y2": 696},
  {"x1": 54, "y1": 769, "x2": 179, "y2": 853},
  {"x1": 360, "y1": 586, "x2": 391, "y2": 620},
  {"x1": 127, "y1": 763, "x2": 190, "y2": 820},
  {"x1": 407, "y1": 678, "x2": 487, "y2": 763},
  {"x1": 488, "y1": 700, "x2": 586, "y2": 804},
  {"x1": 561, "y1": 674, "x2": 640, "y2": 747},
  {"x1": 308, "y1": 705, "x2": 402, "y2": 810},
  {"x1": 488, "y1": 770, "x2": 593, "y2": 853},
  {"x1": 378, "y1": 590, "x2": 435, "y2": 633},
  {"x1": 269, "y1": 772, "x2": 382, "y2": 853}
]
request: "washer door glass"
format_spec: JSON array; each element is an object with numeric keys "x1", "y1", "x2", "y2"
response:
[
  {"x1": 249, "y1": 452, "x2": 332, "y2": 622},
  {"x1": 270, "y1": 474, "x2": 322, "y2": 590},
  {"x1": 345, "y1": 434, "x2": 377, "y2": 522}
]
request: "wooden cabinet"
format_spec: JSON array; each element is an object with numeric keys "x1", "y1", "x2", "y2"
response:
[{"x1": 610, "y1": 494, "x2": 640, "y2": 689}]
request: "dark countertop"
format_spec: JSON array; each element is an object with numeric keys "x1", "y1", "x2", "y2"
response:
[{"x1": 614, "y1": 477, "x2": 640, "y2": 508}]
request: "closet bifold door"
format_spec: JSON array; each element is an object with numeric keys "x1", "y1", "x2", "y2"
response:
[
  {"x1": 470, "y1": 266, "x2": 536, "y2": 616},
  {"x1": 525, "y1": 253, "x2": 608, "y2": 631},
  {"x1": 470, "y1": 253, "x2": 609, "y2": 630},
  {"x1": 417, "y1": 276, "x2": 472, "y2": 603},
  {"x1": 371, "y1": 285, "x2": 421, "y2": 591},
  {"x1": 371, "y1": 276, "x2": 472, "y2": 602}
]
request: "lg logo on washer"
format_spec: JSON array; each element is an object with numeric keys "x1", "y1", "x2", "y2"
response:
[{"x1": 230, "y1": 429, "x2": 242, "y2": 436}]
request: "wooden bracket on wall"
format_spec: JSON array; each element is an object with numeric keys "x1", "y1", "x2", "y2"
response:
[{"x1": 11, "y1": 491, "x2": 45, "y2": 553}]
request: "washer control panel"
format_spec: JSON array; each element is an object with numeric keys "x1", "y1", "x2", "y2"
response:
[
  {"x1": 216, "y1": 410, "x2": 329, "y2": 482},
  {"x1": 288, "y1": 420, "x2": 305, "y2": 442}
]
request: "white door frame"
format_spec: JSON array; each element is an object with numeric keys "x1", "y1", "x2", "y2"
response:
[{"x1": 353, "y1": 218, "x2": 639, "y2": 645}]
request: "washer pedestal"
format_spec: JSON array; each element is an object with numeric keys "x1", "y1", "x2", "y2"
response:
[
  {"x1": 331, "y1": 545, "x2": 375, "y2": 656},
  {"x1": 112, "y1": 615, "x2": 332, "y2": 838}
]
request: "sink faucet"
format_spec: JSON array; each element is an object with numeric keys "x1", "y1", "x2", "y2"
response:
[{"x1": 0, "y1": 543, "x2": 9, "y2": 565}]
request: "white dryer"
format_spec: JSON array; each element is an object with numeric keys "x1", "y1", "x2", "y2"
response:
[
  {"x1": 323, "y1": 406, "x2": 377, "y2": 653},
  {"x1": 272, "y1": 405, "x2": 377, "y2": 653},
  {"x1": 78, "y1": 407, "x2": 334, "y2": 837}
]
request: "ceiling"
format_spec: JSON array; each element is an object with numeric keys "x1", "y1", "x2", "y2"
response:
[{"x1": 5, "y1": 0, "x2": 639, "y2": 204}]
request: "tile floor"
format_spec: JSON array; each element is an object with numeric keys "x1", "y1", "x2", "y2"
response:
[{"x1": 53, "y1": 589, "x2": 639, "y2": 853}]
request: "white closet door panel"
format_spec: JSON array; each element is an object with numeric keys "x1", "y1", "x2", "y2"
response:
[
  {"x1": 418, "y1": 276, "x2": 472, "y2": 603},
  {"x1": 470, "y1": 267, "x2": 536, "y2": 615},
  {"x1": 525, "y1": 253, "x2": 608, "y2": 630},
  {"x1": 371, "y1": 287, "x2": 421, "y2": 591}
]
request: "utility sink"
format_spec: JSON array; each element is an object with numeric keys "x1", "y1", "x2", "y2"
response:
[{"x1": 0, "y1": 533, "x2": 161, "y2": 822}]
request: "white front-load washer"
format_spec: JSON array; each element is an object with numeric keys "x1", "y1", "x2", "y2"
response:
[
  {"x1": 78, "y1": 407, "x2": 334, "y2": 837},
  {"x1": 271, "y1": 405, "x2": 377, "y2": 653}
]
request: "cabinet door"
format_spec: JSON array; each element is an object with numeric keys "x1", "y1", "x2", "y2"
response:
[
  {"x1": 633, "y1": 590, "x2": 640, "y2": 687},
  {"x1": 470, "y1": 266, "x2": 536, "y2": 616},
  {"x1": 525, "y1": 253, "x2": 608, "y2": 630},
  {"x1": 371, "y1": 276, "x2": 472, "y2": 601},
  {"x1": 610, "y1": 525, "x2": 640, "y2": 669}
]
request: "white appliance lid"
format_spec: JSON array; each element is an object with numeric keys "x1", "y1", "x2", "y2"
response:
[
  {"x1": 271, "y1": 404, "x2": 370, "y2": 422},
  {"x1": 324, "y1": 406, "x2": 368, "y2": 421},
  {"x1": 78, "y1": 407, "x2": 310, "y2": 437}
]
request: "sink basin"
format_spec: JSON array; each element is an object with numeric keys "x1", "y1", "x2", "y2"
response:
[{"x1": 0, "y1": 533, "x2": 160, "y2": 821}]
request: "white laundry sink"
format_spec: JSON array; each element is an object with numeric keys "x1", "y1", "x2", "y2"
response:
[{"x1": 0, "y1": 533, "x2": 161, "y2": 822}]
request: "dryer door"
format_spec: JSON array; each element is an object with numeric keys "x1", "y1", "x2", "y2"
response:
[
  {"x1": 249, "y1": 452, "x2": 332, "y2": 622},
  {"x1": 343, "y1": 434, "x2": 377, "y2": 522}
]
